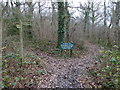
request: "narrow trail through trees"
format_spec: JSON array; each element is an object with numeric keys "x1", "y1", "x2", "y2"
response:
[{"x1": 34, "y1": 41, "x2": 101, "y2": 88}]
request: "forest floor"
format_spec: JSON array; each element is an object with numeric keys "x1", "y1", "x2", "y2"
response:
[{"x1": 32, "y1": 41, "x2": 102, "y2": 88}]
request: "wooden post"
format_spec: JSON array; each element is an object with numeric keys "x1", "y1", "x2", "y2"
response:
[
  {"x1": 70, "y1": 49, "x2": 72, "y2": 57},
  {"x1": 0, "y1": 4, "x2": 2, "y2": 88},
  {"x1": 61, "y1": 49, "x2": 63, "y2": 56},
  {"x1": 20, "y1": 20, "x2": 23, "y2": 66}
]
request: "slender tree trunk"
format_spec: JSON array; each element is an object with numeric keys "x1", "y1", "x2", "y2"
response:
[
  {"x1": 20, "y1": 20, "x2": 23, "y2": 67},
  {"x1": 114, "y1": 1, "x2": 120, "y2": 45},
  {"x1": 104, "y1": 0, "x2": 108, "y2": 44},
  {"x1": 2, "y1": 1, "x2": 9, "y2": 16},
  {"x1": 0, "y1": 3, "x2": 3, "y2": 88},
  {"x1": 118, "y1": 27, "x2": 120, "y2": 51},
  {"x1": 83, "y1": 10, "x2": 89, "y2": 39},
  {"x1": 83, "y1": 2, "x2": 90, "y2": 39},
  {"x1": 105, "y1": 1, "x2": 110, "y2": 45},
  {"x1": 91, "y1": 2, "x2": 95, "y2": 41},
  {"x1": 104, "y1": 0, "x2": 107, "y2": 26},
  {"x1": 86, "y1": 2, "x2": 90, "y2": 38},
  {"x1": 51, "y1": 0, "x2": 56, "y2": 41},
  {"x1": 64, "y1": 0, "x2": 70, "y2": 42},
  {"x1": 116, "y1": 1, "x2": 120, "y2": 50},
  {"x1": 26, "y1": 1, "x2": 34, "y2": 39},
  {"x1": 38, "y1": 2, "x2": 43, "y2": 40},
  {"x1": 84, "y1": 15, "x2": 87, "y2": 35}
]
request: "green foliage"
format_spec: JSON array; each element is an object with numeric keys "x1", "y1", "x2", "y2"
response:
[
  {"x1": 2, "y1": 52, "x2": 46, "y2": 88},
  {"x1": 4, "y1": 15, "x2": 33, "y2": 40},
  {"x1": 15, "y1": 77, "x2": 20, "y2": 82},
  {"x1": 57, "y1": 2, "x2": 65, "y2": 48},
  {"x1": 37, "y1": 69, "x2": 46, "y2": 75},
  {"x1": 4, "y1": 18, "x2": 20, "y2": 36},
  {"x1": 91, "y1": 45, "x2": 120, "y2": 89},
  {"x1": 28, "y1": 40, "x2": 85, "y2": 58}
]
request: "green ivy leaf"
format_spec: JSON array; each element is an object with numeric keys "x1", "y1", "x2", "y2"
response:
[
  {"x1": 100, "y1": 55, "x2": 105, "y2": 58},
  {"x1": 4, "y1": 60, "x2": 8, "y2": 63},
  {"x1": 15, "y1": 77, "x2": 20, "y2": 81},
  {"x1": 37, "y1": 69, "x2": 46, "y2": 75},
  {"x1": 4, "y1": 75, "x2": 10, "y2": 81},
  {"x1": 16, "y1": 24, "x2": 21, "y2": 29},
  {"x1": 110, "y1": 58, "x2": 116, "y2": 62},
  {"x1": 11, "y1": 82, "x2": 17, "y2": 86},
  {"x1": 116, "y1": 56, "x2": 120, "y2": 59}
]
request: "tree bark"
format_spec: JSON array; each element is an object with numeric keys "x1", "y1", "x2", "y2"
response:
[
  {"x1": 104, "y1": 0, "x2": 108, "y2": 44},
  {"x1": 104, "y1": 0, "x2": 107, "y2": 26},
  {"x1": 114, "y1": 1, "x2": 120, "y2": 46},
  {"x1": 20, "y1": 20, "x2": 23, "y2": 67},
  {"x1": 91, "y1": 2, "x2": 95, "y2": 40},
  {"x1": 51, "y1": 0, "x2": 56, "y2": 41},
  {"x1": 0, "y1": 3, "x2": 3, "y2": 88},
  {"x1": 64, "y1": 0, "x2": 70, "y2": 42},
  {"x1": 26, "y1": 1, "x2": 35, "y2": 39},
  {"x1": 57, "y1": 1, "x2": 65, "y2": 48}
]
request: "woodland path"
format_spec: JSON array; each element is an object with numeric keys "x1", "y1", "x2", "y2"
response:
[{"x1": 34, "y1": 41, "x2": 101, "y2": 88}]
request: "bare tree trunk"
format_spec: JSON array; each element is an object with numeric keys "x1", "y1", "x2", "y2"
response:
[
  {"x1": 0, "y1": 3, "x2": 3, "y2": 88},
  {"x1": 104, "y1": 0, "x2": 107, "y2": 26},
  {"x1": 83, "y1": 16, "x2": 87, "y2": 37},
  {"x1": 86, "y1": 2, "x2": 90, "y2": 38},
  {"x1": 2, "y1": 0, "x2": 9, "y2": 16},
  {"x1": 110, "y1": 5, "x2": 116, "y2": 44},
  {"x1": 20, "y1": 20, "x2": 23, "y2": 67},
  {"x1": 26, "y1": 1, "x2": 35, "y2": 39},
  {"x1": 91, "y1": 2, "x2": 95, "y2": 41},
  {"x1": 38, "y1": 2, "x2": 45, "y2": 40},
  {"x1": 84, "y1": 8, "x2": 90, "y2": 39},
  {"x1": 64, "y1": 0, "x2": 70, "y2": 42},
  {"x1": 115, "y1": 1, "x2": 120, "y2": 47},
  {"x1": 113, "y1": 1, "x2": 120, "y2": 45},
  {"x1": 2, "y1": 1, "x2": 11, "y2": 40},
  {"x1": 104, "y1": 0, "x2": 108, "y2": 43},
  {"x1": 118, "y1": 28, "x2": 120, "y2": 51},
  {"x1": 38, "y1": 2, "x2": 42, "y2": 40},
  {"x1": 51, "y1": 0, "x2": 56, "y2": 41}
]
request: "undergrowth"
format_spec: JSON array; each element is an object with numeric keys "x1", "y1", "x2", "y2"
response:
[
  {"x1": 1, "y1": 51, "x2": 46, "y2": 88},
  {"x1": 89, "y1": 44, "x2": 120, "y2": 89},
  {"x1": 27, "y1": 40, "x2": 85, "y2": 58}
]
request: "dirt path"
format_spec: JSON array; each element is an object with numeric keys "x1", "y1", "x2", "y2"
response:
[{"x1": 34, "y1": 41, "x2": 101, "y2": 88}]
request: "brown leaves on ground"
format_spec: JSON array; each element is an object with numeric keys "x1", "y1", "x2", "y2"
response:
[
  {"x1": 3, "y1": 41, "x2": 102, "y2": 88},
  {"x1": 33, "y1": 41, "x2": 102, "y2": 88}
]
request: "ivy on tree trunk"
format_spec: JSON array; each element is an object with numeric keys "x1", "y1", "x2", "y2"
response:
[{"x1": 57, "y1": 1, "x2": 65, "y2": 48}]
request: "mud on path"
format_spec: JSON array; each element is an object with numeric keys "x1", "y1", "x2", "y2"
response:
[{"x1": 34, "y1": 41, "x2": 101, "y2": 88}]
